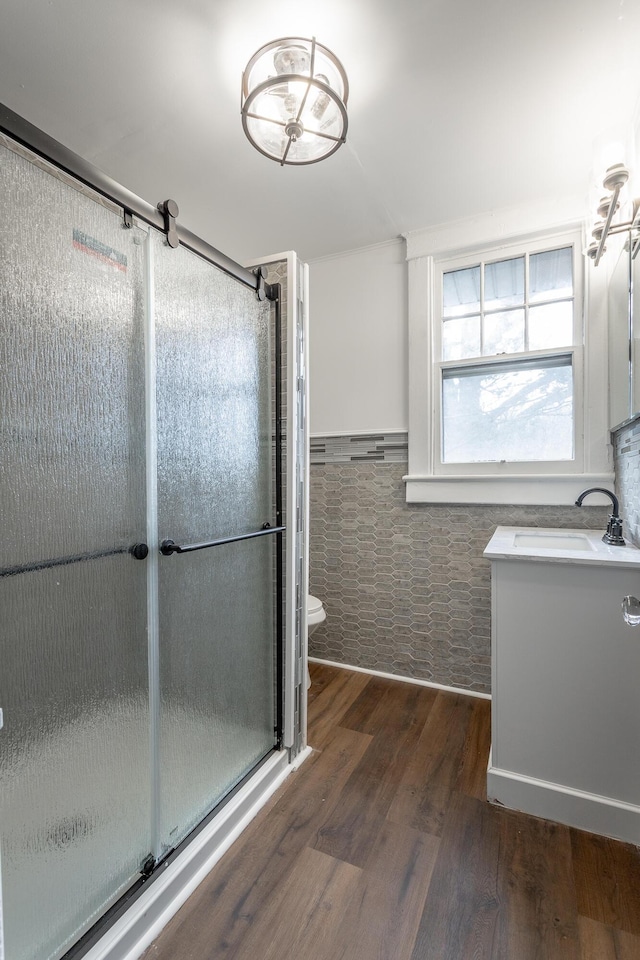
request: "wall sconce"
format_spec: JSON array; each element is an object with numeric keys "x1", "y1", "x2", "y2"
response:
[
  {"x1": 241, "y1": 37, "x2": 348, "y2": 166},
  {"x1": 587, "y1": 163, "x2": 640, "y2": 265}
]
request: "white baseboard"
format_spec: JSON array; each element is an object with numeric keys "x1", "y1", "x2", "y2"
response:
[
  {"x1": 308, "y1": 657, "x2": 491, "y2": 700},
  {"x1": 487, "y1": 756, "x2": 640, "y2": 845},
  {"x1": 83, "y1": 747, "x2": 311, "y2": 960}
]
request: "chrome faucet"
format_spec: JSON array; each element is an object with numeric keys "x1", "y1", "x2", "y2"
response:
[{"x1": 575, "y1": 487, "x2": 625, "y2": 546}]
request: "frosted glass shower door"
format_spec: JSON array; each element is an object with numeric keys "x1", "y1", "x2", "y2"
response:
[
  {"x1": 0, "y1": 142, "x2": 150, "y2": 960},
  {"x1": 0, "y1": 131, "x2": 280, "y2": 960},
  {"x1": 153, "y1": 233, "x2": 277, "y2": 855}
]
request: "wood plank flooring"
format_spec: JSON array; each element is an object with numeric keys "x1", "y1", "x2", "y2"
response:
[{"x1": 143, "y1": 663, "x2": 640, "y2": 960}]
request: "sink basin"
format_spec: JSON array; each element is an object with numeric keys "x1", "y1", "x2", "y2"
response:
[
  {"x1": 484, "y1": 526, "x2": 640, "y2": 567},
  {"x1": 513, "y1": 532, "x2": 592, "y2": 551}
]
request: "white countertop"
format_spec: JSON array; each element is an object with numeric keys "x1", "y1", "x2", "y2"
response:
[{"x1": 484, "y1": 526, "x2": 640, "y2": 568}]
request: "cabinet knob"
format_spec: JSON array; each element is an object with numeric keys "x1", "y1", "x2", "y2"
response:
[{"x1": 621, "y1": 595, "x2": 640, "y2": 626}]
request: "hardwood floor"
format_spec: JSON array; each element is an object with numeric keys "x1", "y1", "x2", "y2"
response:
[{"x1": 142, "y1": 663, "x2": 640, "y2": 960}]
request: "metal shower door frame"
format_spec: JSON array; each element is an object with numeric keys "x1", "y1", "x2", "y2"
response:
[
  {"x1": 246, "y1": 251, "x2": 310, "y2": 755},
  {"x1": 0, "y1": 103, "x2": 306, "y2": 960}
]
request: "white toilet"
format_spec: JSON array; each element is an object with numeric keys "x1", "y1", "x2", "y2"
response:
[
  {"x1": 307, "y1": 594, "x2": 326, "y2": 637},
  {"x1": 306, "y1": 594, "x2": 326, "y2": 687}
]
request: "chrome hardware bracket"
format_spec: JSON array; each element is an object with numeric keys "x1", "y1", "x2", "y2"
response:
[{"x1": 157, "y1": 198, "x2": 180, "y2": 249}]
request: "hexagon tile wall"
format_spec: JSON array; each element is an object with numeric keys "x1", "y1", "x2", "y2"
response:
[
  {"x1": 308, "y1": 439, "x2": 609, "y2": 695},
  {"x1": 613, "y1": 418, "x2": 640, "y2": 549}
]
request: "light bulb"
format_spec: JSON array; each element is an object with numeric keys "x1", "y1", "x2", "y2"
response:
[
  {"x1": 310, "y1": 75, "x2": 331, "y2": 122},
  {"x1": 273, "y1": 44, "x2": 310, "y2": 76}
]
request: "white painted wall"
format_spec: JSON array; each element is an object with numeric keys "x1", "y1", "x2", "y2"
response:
[
  {"x1": 307, "y1": 193, "x2": 615, "y2": 459},
  {"x1": 308, "y1": 239, "x2": 407, "y2": 435}
]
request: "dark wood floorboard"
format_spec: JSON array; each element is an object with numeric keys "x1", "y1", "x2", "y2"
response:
[
  {"x1": 571, "y1": 830, "x2": 640, "y2": 936},
  {"x1": 577, "y1": 916, "x2": 640, "y2": 959},
  {"x1": 497, "y1": 806, "x2": 580, "y2": 959},
  {"x1": 456, "y1": 696, "x2": 491, "y2": 802},
  {"x1": 409, "y1": 790, "x2": 502, "y2": 960},
  {"x1": 410, "y1": 793, "x2": 582, "y2": 960},
  {"x1": 306, "y1": 665, "x2": 370, "y2": 747},
  {"x1": 305, "y1": 660, "x2": 337, "y2": 706},
  {"x1": 312, "y1": 679, "x2": 436, "y2": 867},
  {"x1": 339, "y1": 673, "x2": 436, "y2": 734},
  {"x1": 387, "y1": 690, "x2": 475, "y2": 836},
  {"x1": 221, "y1": 846, "x2": 362, "y2": 960},
  {"x1": 315, "y1": 819, "x2": 439, "y2": 960},
  {"x1": 143, "y1": 664, "x2": 640, "y2": 960}
]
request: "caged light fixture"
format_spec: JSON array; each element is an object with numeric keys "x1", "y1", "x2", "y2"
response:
[
  {"x1": 241, "y1": 36, "x2": 348, "y2": 166},
  {"x1": 587, "y1": 163, "x2": 640, "y2": 265}
]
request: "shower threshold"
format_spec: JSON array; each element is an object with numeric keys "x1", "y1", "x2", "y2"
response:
[{"x1": 65, "y1": 747, "x2": 309, "y2": 960}]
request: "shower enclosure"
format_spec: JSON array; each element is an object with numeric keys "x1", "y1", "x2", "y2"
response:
[{"x1": 0, "y1": 107, "x2": 307, "y2": 960}]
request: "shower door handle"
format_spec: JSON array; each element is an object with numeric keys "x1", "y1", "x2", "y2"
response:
[
  {"x1": 0, "y1": 542, "x2": 149, "y2": 578},
  {"x1": 160, "y1": 524, "x2": 285, "y2": 556}
]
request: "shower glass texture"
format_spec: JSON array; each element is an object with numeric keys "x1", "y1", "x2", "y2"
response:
[
  {"x1": 153, "y1": 235, "x2": 276, "y2": 854},
  {"x1": 0, "y1": 142, "x2": 150, "y2": 960},
  {"x1": 0, "y1": 137, "x2": 279, "y2": 960}
]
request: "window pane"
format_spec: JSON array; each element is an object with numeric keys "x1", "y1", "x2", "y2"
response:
[
  {"x1": 530, "y1": 247, "x2": 573, "y2": 302},
  {"x1": 528, "y1": 301, "x2": 573, "y2": 350},
  {"x1": 484, "y1": 257, "x2": 524, "y2": 311},
  {"x1": 443, "y1": 265, "x2": 480, "y2": 318},
  {"x1": 442, "y1": 358, "x2": 573, "y2": 463},
  {"x1": 483, "y1": 308, "x2": 525, "y2": 356},
  {"x1": 442, "y1": 315, "x2": 481, "y2": 360}
]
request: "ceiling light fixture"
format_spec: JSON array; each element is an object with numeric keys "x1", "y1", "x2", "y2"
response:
[
  {"x1": 587, "y1": 163, "x2": 640, "y2": 264},
  {"x1": 241, "y1": 36, "x2": 348, "y2": 166}
]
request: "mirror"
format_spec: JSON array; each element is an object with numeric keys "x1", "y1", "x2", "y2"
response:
[
  {"x1": 608, "y1": 231, "x2": 640, "y2": 427},
  {"x1": 632, "y1": 241, "x2": 640, "y2": 416},
  {"x1": 608, "y1": 235, "x2": 632, "y2": 427}
]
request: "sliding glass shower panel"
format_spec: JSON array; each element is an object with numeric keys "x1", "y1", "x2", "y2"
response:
[
  {"x1": 153, "y1": 234, "x2": 276, "y2": 854},
  {"x1": 0, "y1": 142, "x2": 150, "y2": 960},
  {"x1": 154, "y1": 539, "x2": 276, "y2": 852}
]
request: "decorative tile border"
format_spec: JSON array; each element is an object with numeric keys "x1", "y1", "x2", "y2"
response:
[{"x1": 310, "y1": 431, "x2": 408, "y2": 465}]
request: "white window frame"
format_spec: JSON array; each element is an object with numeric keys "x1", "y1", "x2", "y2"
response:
[{"x1": 404, "y1": 219, "x2": 614, "y2": 505}]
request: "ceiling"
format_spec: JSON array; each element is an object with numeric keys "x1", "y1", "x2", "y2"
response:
[{"x1": 1, "y1": 0, "x2": 640, "y2": 264}]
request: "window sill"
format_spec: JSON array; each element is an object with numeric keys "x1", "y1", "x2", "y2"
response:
[{"x1": 403, "y1": 474, "x2": 615, "y2": 506}]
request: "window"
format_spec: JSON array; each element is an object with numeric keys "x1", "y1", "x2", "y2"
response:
[
  {"x1": 439, "y1": 246, "x2": 575, "y2": 465},
  {"x1": 405, "y1": 221, "x2": 614, "y2": 505},
  {"x1": 442, "y1": 355, "x2": 574, "y2": 463}
]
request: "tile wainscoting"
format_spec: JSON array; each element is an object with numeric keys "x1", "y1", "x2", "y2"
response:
[
  {"x1": 309, "y1": 434, "x2": 609, "y2": 694},
  {"x1": 613, "y1": 414, "x2": 640, "y2": 548}
]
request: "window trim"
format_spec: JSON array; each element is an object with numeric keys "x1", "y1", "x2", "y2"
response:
[
  {"x1": 434, "y1": 236, "x2": 583, "y2": 476},
  {"x1": 404, "y1": 222, "x2": 614, "y2": 505}
]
